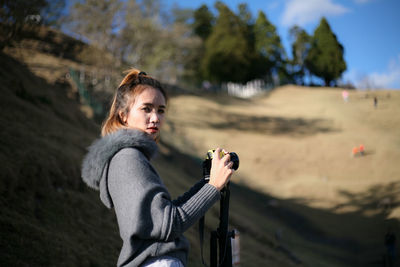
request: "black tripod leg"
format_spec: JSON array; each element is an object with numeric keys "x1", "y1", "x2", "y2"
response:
[{"x1": 219, "y1": 185, "x2": 233, "y2": 267}]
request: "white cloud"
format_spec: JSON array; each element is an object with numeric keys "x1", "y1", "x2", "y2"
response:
[
  {"x1": 367, "y1": 55, "x2": 400, "y2": 89},
  {"x1": 350, "y1": 55, "x2": 400, "y2": 89},
  {"x1": 281, "y1": 0, "x2": 349, "y2": 27}
]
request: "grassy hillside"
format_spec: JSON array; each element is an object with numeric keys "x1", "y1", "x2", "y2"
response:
[
  {"x1": 0, "y1": 51, "x2": 122, "y2": 266},
  {"x1": 0, "y1": 28, "x2": 298, "y2": 266},
  {"x1": 162, "y1": 87, "x2": 400, "y2": 266},
  {"x1": 1, "y1": 26, "x2": 399, "y2": 267}
]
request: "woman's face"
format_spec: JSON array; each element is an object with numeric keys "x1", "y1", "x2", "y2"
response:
[{"x1": 122, "y1": 86, "x2": 166, "y2": 140}]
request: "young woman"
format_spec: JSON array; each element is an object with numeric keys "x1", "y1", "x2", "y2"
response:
[{"x1": 81, "y1": 69, "x2": 234, "y2": 267}]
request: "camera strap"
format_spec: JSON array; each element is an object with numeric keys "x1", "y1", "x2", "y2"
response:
[
  {"x1": 199, "y1": 158, "x2": 212, "y2": 266},
  {"x1": 199, "y1": 215, "x2": 208, "y2": 266}
]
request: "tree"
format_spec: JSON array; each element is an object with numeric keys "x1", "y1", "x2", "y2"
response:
[
  {"x1": 289, "y1": 25, "x2": 311, "y2": 85},
  {"x1": 66, "y1": 0, "x2": 123, "y2": 53},
  {"x1": 41, "y1": 0, "x2": 66, "y2": 28},
  {"x1": 153, "y1": 5, "x2": 202, "y2": 84},
  {"x1": 305, "y1": 17, "x2": 346, "y2": 86},
  {"x1": 119, "y1": 0, "x2": 162, "y2": 68},
  {"x1": 188, "y1": 4, "x2": 214, "y2": 83},
  {"x1": 253, "y1": 11, "x2": 286, "y2": 84},
  {"x1": 120, "y1": 0, "x2": 201, "y2": 84},
  {"x1": 202, "y1": 2, "x2": 252, "y2": 83},
  {"x1": 192, "y1": 4, "x2": 214, "y2": 41},
  {"x1": 0, "y1": 0, "x2": 47, "y2": 49}
]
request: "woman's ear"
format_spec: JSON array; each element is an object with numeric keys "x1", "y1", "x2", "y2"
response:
[{"x1": 119, "y1": 111, "x2": 127, "y2": 125}]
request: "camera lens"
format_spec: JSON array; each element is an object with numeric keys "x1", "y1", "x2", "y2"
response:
[{"x1": 229, "y1": 152, "x2": 239, "y2": 170}]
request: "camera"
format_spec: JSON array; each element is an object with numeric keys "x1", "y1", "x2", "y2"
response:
[
  {"x1": 202, "y1": 149, "x2": 239, "y2": 183},
  {"x1": 206, "y1": 149, "x2": 239, "y2": 171}
]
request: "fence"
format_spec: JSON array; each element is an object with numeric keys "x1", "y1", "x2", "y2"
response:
[
  {"x1": 225, "y1": 79, "x2": 272, "y2": 98},
  {"x1": 68, "y1": 68, "x2": 104, "y2": 116}
]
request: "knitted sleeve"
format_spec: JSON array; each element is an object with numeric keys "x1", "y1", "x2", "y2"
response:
[{"x1": 107, "y1": 148, "x2": 220, "y2": 242}]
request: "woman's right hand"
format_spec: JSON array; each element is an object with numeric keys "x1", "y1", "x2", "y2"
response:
[{"x1": 208, "y1": 148, "x2": 234, "y2": 191}]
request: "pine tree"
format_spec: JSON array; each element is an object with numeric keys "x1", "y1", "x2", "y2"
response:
[
  {"x1": 188, "y1": 4, "x2": 214, "y2": 83},
  {"x1": 305, "y1": 17, "x2": 346, "y2": 86},
  {"x1": 289, "y1": 25, "x2": 311, "y2": 85},
  {"x1": 201, "y1": 2, "x2": 252, "y2": 83},
  {"x1": 253, "y1": 11, "x2": 286, "y2": 84},
  {"x1": 192, "y1": 4, "x2": 214, "y2": 41},
  {"x1": 237, "y1": 3, "x2": 267, "y2": 82}
]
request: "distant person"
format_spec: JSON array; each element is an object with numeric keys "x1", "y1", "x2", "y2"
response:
[
  {"x1": 374, "y1": 96, "x2": 378, "y2": 108},
  {"x1": 342, "y1": 90, "x2": 349, "y2": 102},
  {"x1": 81, "y1": 69, "x2": 235, "y2": 267},
  {"x1": 202, "y1": 80, "x2": 211, "y2": 91}
]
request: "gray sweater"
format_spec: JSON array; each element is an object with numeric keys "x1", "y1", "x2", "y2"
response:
[{"x1": 81, "y1": 129, "x2": 220, "y2": 267}]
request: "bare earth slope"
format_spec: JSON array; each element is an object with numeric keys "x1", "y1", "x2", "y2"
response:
[
  {"x1": 0, "y1": 30, "x2": 297, "y2": 266},
  {"x1": 2, "y1": 26, "x2": 399, "y2": 267},
  {"x1": 163, "y1": 87, "x2": 400, "y2": 266}
]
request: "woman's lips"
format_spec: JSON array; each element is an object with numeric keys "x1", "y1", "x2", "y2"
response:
[{"x1": 147, "y1": 127, "x2": 158, "y2": 133}]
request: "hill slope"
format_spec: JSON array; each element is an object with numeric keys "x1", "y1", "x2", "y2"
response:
[
  {"x1": 1, "y1": 26, "x2": 399, "y2": 267},
  {"x1": 0, "y1": 51, "x2": 122, "y2": 266},
  {"x1": 163, "y1": 86, "x2": 400, "y2": 266},
  {"x1": 0, "y1": 29, "x2": 298, "y2": 266}
]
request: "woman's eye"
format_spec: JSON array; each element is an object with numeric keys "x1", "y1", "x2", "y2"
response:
[
  {"x1": 158, "y1": 109, "x2": 165, "y2": 114},
  {"x1": 142, "y1": 107, "x2": 151, "y2": 112}
]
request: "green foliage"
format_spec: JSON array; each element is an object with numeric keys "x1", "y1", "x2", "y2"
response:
[
  {"x1": 65, "y1": 0, "x2": 202, "y2": 85},
  {"x1": 192, "y1": 4, "x2": 214, "y2": 41},
  {"x1": 254, "y1": 11, "x2": 282, "y2": 61},
  {"x1": 56, "y1": 1, "x2": 344, "y2": 88},
  {"x1": 189, "y1": 5, "x2": 214, "y2": 84},
  {"x1": 289, "y1": 25, "x2": 311, "y2": 85},
  {"x1": 253, "y1": 11, "x2": 287, "y2": 83},
  {"x1": 201, "y1": 2, "x2": 253, "y2": 83},
  {"x1": 305, "y1": 17, "x2": 347, "y2": 86}
]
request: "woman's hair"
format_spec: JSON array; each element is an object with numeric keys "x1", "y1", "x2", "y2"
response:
[{"x1": 101, "y1": 69, "x2": 168, "y2": 136}]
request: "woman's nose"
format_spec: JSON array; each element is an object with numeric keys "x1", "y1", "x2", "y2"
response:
[{"x1": 150, "y1": 111, "x2": 160, "y2": 123}]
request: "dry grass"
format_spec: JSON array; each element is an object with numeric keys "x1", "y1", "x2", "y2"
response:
[
  {"x1": 165, "y1": 86, "x2": 400, "y2": 211},
  {"x1": 0, "y1": 40, "x2": 298, "y2": 266},
  {"x1": 2, "y1": 26, "x2": 400, "y2": 266},
  {"x1": 162, "y1": 86, "x2": 400, "y2": 266}
]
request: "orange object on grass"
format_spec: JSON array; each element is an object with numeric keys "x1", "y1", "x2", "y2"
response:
[{"x1": 359, "y1": 144, "x2": 365, "y2": 155}]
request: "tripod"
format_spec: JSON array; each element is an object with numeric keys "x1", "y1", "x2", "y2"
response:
[
  {"x1": 210, "y1": 182, "x2": 235, "y2": 267},
  {"x1": 201, "y1": 155, "x2": 237, "y2": 267}
]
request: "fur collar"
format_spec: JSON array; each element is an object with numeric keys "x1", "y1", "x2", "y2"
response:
[{"x1": 81, "y1": 128, "x2": 158, "y2": 190}]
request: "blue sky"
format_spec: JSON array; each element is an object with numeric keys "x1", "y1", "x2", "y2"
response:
[{"x1": 165, "y1": 0, "x2": 400, "y2": 89}]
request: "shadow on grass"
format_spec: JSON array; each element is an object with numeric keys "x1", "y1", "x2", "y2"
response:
[
  {"x1": 209, "y1": 113, "x2": 338, "y2": 136},
  {"x1": 169, "y1": 108, "x2": 339, "y2": 137},
  {"x1": 1, "y1": 50, "x2": 398, "y2": 267},
  {"x1": 333, "y1": 182, "x2": 400, "y2": 217},
  {"x1": 158, "y1": 141, "x2": 400, "y2": 267}
]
